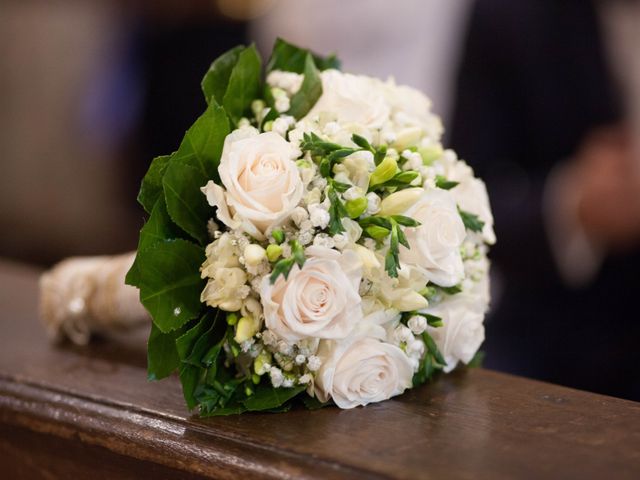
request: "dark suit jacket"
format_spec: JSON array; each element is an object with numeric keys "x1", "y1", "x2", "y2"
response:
[{"x1": 450, "y1": 0, "x2": 640, "y2": 400}]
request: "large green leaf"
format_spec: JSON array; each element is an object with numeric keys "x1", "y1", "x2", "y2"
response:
[
  {"x1": 243, "y1": 385, "x2": 305, "y2": 411},
  {"x1": 179, "y1": 363, "x2": 202, "y2": 410},
  {"x1": 287, "y1": 53, "x2": 322, "y2": 119},
  {"x1": 138, "y1": 155, "x2": 171, "y2": 214},
  {"x1": 222, "y1": 44, "x2": 262, "y2": 123},
  {"x1": 267, "y1": 37, "x2": 340, "y2": 73},
  {"x1": 147, "y1": 322, "x2": 189, "y2": 381},
  {"x1": 201, "y1": 45, "x2": 244, "y2": 105},
  {"x1": 161, "y1": 101, "x2": 229, "y2": 245},
  {"x1": 163, "y1": 162, "x2": 210, "y2": 245},
  {"x1": 136, "y1": 239, "x2": 205, "y2": 333},
  {"x1": 172, "y1": 101, "x2": 230, "y2": 181},
  {"x1": 176, "y1": 312, "x2": 215, "y2": 361},
  {"x1": 126, "y1": 196, "x2": 184, "y2": 288},
  {"x1": 138, "y1": 196, "x2": 185, "y2": 252}
]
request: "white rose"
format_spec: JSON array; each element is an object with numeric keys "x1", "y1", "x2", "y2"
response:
[
  {"x1": 260, "y1": 246, "x2": 363, "y2": 341},
  {"x1": 304, "y1": 70, "x2": 390, "y2": 130},
  {"x1": 314, "y1": 333, "x2": 413, "y2": 409},
  {"x1": 443, "y1": 157, "x2": 496, "y2": 245},
  {"x1": 424, "y1": 294, "x2": 486, "y2": 373},
  {"x1": 384, "y1": 81, "x2": 442, "y2": 136},
  {"x1": 201, "y1": 131, "x2": 303, "y2": 240},
  {"x1": 398, "y1": 188, "x2": 466, "y2": 287}
]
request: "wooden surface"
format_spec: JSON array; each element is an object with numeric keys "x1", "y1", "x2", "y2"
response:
[{"x1": 0, "y1": 259, "x2": 639, "y2": 479}]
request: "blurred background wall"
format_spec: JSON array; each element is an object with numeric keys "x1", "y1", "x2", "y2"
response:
[{"x1": 0, "y1": 0, "x2": 471, "y2": 265}]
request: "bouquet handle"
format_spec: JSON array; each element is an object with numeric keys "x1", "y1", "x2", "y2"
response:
[{"x1": 39, "y1": 252, "x2": 147, "y2": 345}]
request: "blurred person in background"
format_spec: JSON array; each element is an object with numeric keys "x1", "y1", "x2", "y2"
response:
[
  {"x1": 451, "y1": 0, "x2": 640, "y2": 400},
  {"x1": 0, "y1": 0, "x2": 247, "y2": 266}
]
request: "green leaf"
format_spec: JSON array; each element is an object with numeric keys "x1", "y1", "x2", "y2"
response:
[
  {"x1": 136, "y1": 239, "x2": 205, "y2": 333},
  {"x1": 147, "y1": 322, "x2": 189, "y2": 381},
  {"x1": 162, "y1": 101, "x2": 230, "y2": 245},
  {"x1": 327, "y1": 187, "x2": 348, "y2": 235},
  {"x1": 138, "y1": 155, "x2": 171, "y2": 214},
  {"x1": 423, "y1": 331, "x2": 446, "y2": 366},
  {"x1": 435, "y1": 175, "x2": 459, "y2": 190},
  {"x1": 459, "y1": 208, "x2": 485, "y2": 233},
  {"x1": 424, "y1": 313, "x2": 443, "y2": 328},
  {"x1": 201, "y1": 45, "x2": 244, "y2": 105},
  {"x1": 138, "y1": 196, "x2": 185, "y2": 252},
  {"x1": 179, "y1": 363, "x2": 202, "y2": 410},
  {"x1": 242, "y1": 385, "x2": 306, "y2": 411},
  {"x1": 287, "y1": 53, "x2": 322, "y2": 119},
  {"x1": 467, "y1": 350, "x2": 485, "y2": 368},
  {"x1": 391, "y1": 215, "x2": 420, "y2": 228},
  {"x1": 351, "y1": 133, "x2": 372, "y2": 151},
  {"x1": 200, "y1": 402, "x2": 247, "y2": 417},
  {"x1": 223, "y1": 44, "x2": 262, "y2": 124},
  {"x1": 163, "y1": 162, "x2": 210, "y2": 245},
  {"x1": 172, "y1": 101, "x2": 230, "y2": 181},
  {"x1": 267, "y1": 38, "x2": 340, "y2": 73},
  {"x1": 184, "y1": 311, "x2": 226, "y2": 367},
  {"x1": 439, "y1": 284, "x2": 463, "y2": 296},
  {"x1": 176, "y1": 312, "x2": 215, "y2": 361},
  {"x1": 301, "y1": 395, "x2": 333, "y2": 410},
  {"x1": 125, "y1": 254, "x2": 142, "y2": 288},
  {"x1": 385, "y1": 219, "x2": 401, "y2": 278}
]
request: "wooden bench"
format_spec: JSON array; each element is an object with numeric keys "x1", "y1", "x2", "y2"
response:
[{"x1": 1, "y1": 260, "x2": 638, "y2": 479}]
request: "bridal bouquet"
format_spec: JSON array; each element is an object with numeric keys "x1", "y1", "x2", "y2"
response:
[{"x1": 127, "y1": 39, "x2": 495, "y2": 415}]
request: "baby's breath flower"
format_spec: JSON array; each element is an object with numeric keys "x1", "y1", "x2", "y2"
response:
[
  {"x1": 282, "y1": 378, "x2": 295, "y2": 388},
  {"x1": 269, "y1": 367, "x2": 284, "y2": 388},
  {"x1": 308, "y1": 203, "x2": 330, "y2": 229},
  {"x1": 312, "y1": 233, "x2": 335, "y2": 249},
  {"x1": 291, "y1": 206, "x2": 309, "y2": 226},
  {"x1": 307, "y1": 355, "x2": 322, "y2": 371},
  {"x1": 261, "y1": 330, "x2": 277, "y2": 347}
]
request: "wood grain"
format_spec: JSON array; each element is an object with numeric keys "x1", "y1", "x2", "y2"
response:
[{"x1": 0, "y1": 259, "x2": 639, "y2": 479}]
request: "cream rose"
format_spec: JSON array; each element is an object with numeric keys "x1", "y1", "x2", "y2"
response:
[
  {"x1": 443, "y1": 156, "x2": 496, "y2": 245},
  {"x1": 424, "y1": 294, "x2": 486, "y2": 373},
  {"x1": 384, "y1": 81, "x2": 437, "y2": 130},
  {"x1": 391, "y1": 188, "x2": 466, "y2": 287},
  {"x1": 304, "y1": 70, "x2": 390, "y2": 130},
  {"x1": 201, "y1": 130, "x2": 303, "y2": 240},
  {"x1": 260, "y1": 246, "x2": 363, "y2": 341},
  {"x1": 314, "y1": 332, "x2": 413, "y2": 409}
]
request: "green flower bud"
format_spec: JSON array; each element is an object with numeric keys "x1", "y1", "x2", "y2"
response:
[
  {"x1": 251, "y1": 99, "x2": 266, "y2": 117},
  {"x1": 266, "y1": 243, "x2": 283, "y2": 262},
  {"x1": 369, "y1": 156, "x2": 398, "y2": 187},
  {"x1": 418, "y1": 145, "x2": 443, "y2": 165},
  {"x1": 345, "y1": 197, "x2": 368, "y2": 219},
  {"x1": 366, "y1": 225, "x2": 391, "y2": 240},
  {"x1": 271, "y1": 229, "x2": 285, "y2": 244},
  {"x1": 296, "y1": 159, "x2": 311, "y2": 168},
  {"x1": 253, "y1": 350, "x2": 272, "y2": 376},
  {"x1": 263, "y1": 120, "x2": 274, "y2": 132},
  {"x1": 226, "y1": 312, "x2": 238, "y2": 326},
  {"x1": 234, "y1": 316, "x2": 259, "y2": 343}
]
